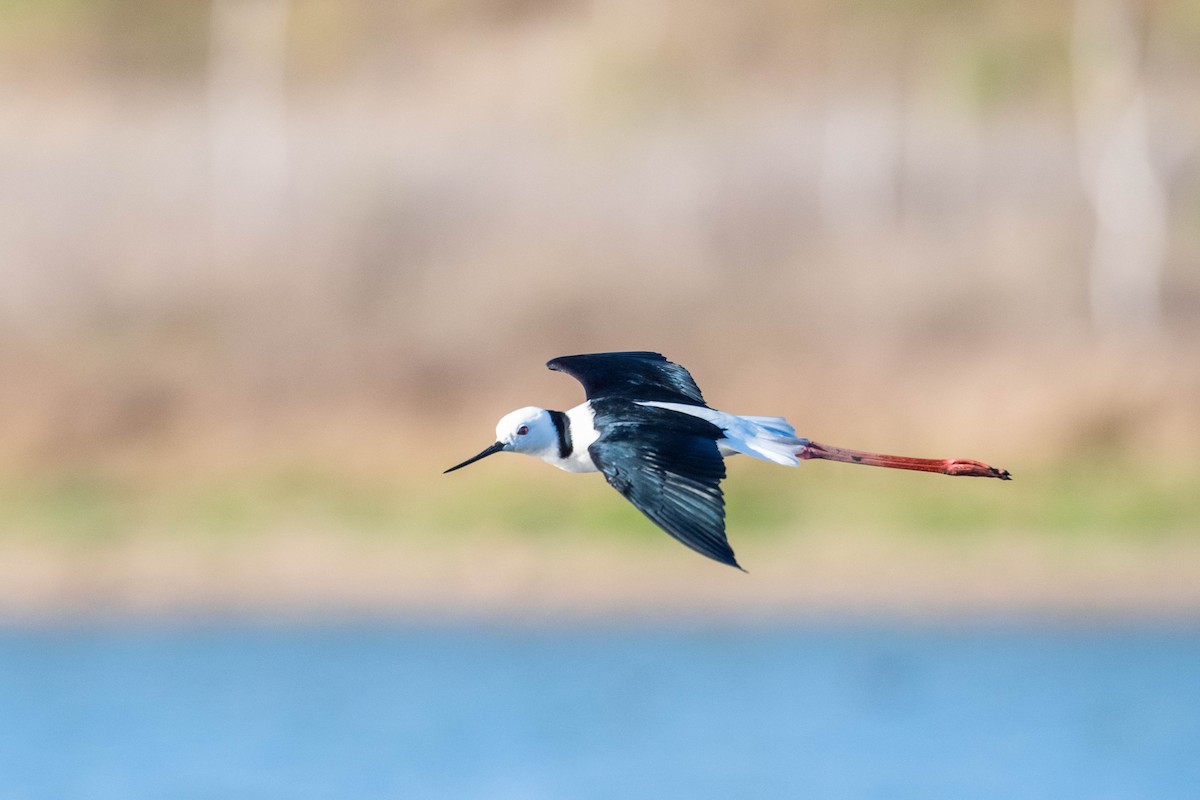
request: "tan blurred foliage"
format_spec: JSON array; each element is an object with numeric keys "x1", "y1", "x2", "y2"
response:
[{"x1": 2, "y1": 0, "x2": 1199, "y2": 477}]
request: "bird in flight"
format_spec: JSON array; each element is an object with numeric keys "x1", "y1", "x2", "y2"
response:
[{"x1": 445, "y1": 352, "x2": 1010, "y2": 569}]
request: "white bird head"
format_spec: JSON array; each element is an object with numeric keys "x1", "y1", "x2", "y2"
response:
[
  {"x1": 444, "y1": 406, "x2": 557, "y2": 472},
  {"x1": 495, "y1": 406, "x2": 557, "y2": 455}
]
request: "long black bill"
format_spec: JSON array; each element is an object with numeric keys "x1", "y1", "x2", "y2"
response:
[{"x1": 444, "y1": 441, "x2": 506, "y2": 474}]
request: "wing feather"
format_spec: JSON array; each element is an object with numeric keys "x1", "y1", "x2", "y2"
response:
[
  {"x1": 588, "y1": 419, "x2": 738, "y2": 569},
  {"x1": 547, "y1": 352, "x2": 707, "y2": 406}
]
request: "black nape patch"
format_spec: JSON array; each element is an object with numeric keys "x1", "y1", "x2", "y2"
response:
[{"x1": 548, "y1": 410, "x2": 573, "y2": 459}]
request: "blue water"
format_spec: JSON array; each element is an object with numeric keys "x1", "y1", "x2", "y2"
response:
[{"x1": 0, "y1": 622, "x2": 1197, "y2": 800}]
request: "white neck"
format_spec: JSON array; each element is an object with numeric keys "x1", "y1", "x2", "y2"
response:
[{"x1": 540, "y1": 402, "x2": 600, "y2": 473}]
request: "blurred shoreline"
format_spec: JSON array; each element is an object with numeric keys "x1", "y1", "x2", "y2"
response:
[{"x1": 4, "y1": 526, "x2": 1199, "y2": 623}]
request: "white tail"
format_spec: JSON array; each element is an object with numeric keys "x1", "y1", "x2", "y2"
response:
[{"x1": 637, "y1": 402, "x2": 809, "y2": 466}]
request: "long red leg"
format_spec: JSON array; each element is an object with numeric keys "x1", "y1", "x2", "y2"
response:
[{"x1": 797, "y1": 441, "x2": 1011, "y2": 480}]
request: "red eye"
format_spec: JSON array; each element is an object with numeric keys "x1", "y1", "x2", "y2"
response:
[{"x1": 517, "y1": 425, "x2": 529, "y2": 436}]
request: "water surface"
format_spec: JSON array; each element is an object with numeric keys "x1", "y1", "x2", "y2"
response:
[{"x1": 0, "y1": 622, "x2": 1196, "y2": 799}]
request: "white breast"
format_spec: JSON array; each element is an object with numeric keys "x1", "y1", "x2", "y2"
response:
[{"x1": 554, "y1": 402, "x2": 601, "y2": 473}]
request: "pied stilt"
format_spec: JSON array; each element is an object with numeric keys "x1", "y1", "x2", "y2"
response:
[{"x1": 445, "y1": 351, "x2": 1010, "y2": 569}]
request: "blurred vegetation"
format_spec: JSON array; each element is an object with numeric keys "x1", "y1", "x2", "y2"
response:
[
  {"x1": 2, "y1": 459, "x2": 1196, "y2": 549},
  {"x1": 1, "y1": 0, "x2": 1198, "y2": 565}
]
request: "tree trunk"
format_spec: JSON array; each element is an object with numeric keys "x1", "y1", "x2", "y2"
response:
[{"x1": 1071, "y1": 0, "x2": 1167, "y2": 340}]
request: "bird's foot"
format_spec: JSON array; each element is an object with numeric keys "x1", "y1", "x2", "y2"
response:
[{"x1": 943, "y1": 459, "x2": 1011, "y2": 480}]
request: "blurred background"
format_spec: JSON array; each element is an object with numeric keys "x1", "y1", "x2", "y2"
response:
[{"x1": 1, "y1": 0, "x2": 1199, "y2": 797}]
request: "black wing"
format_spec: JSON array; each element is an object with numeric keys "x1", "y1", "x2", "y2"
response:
[
  {"x1": 588, "y1": 412, "x2": 738, "y2": 569},
  {"x1": 547, "y1": 352, "x2": 707, "y2": 406}
]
